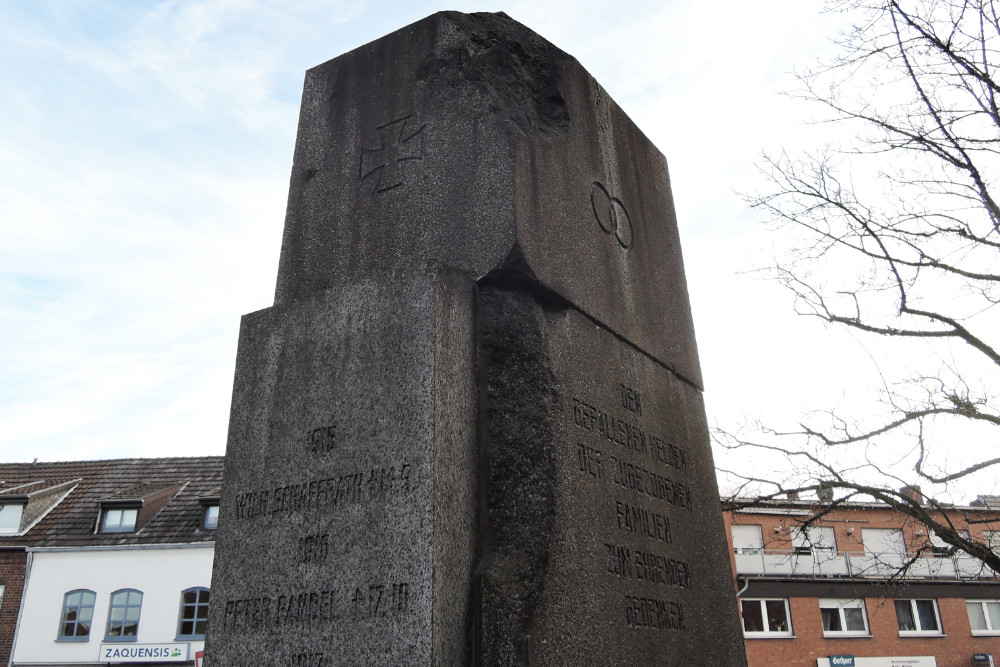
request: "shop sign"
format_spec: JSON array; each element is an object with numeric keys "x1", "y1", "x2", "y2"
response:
[
  {"x1": 818, "y1": 658, "x2": 937, "y2": 667},
  {"x1": 973, "y1": 655, "x2": 993, "y2": 665},
  {"x1": 99, "y1": 643, "x2": 190, "y2": 663}
]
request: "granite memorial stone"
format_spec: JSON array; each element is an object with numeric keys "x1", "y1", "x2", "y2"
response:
[{"x1": 206, "y1": 11, "x2": 747, "y2": 666}]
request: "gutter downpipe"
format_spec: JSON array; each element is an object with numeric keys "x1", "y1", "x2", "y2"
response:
[
  {"x1": 8, "y1": 549, "x2": 32, "y2": 667},
  {"x1": 735, "y1": 576, "x2": 750, "y2": 598}
]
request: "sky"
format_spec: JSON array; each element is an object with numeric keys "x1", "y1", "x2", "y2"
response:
[{"x1": 4, "y1": 1, "x2": 989, "y2": 501}]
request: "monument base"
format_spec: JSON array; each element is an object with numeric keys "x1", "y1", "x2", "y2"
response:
[{"x1": 208, "y1": 268, "x2": 477, "y2": 665}]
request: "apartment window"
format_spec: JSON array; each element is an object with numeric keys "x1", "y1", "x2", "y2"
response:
[
  {"x1": 929, "y1": 530, "x2": 968, "y2": 557},
  {"x1": 967, "y1": 600, "x2": 1000, "y2": 635},
  {"x1": 820, "y1": 599, "x2": 869, "y2": 636},
  {"x1": 203, "y1": 505, "x2": 219, "y2": 530},
  {"x1": 732, "y1": 524, "x2": 764, "y2": 554},
  {"x1": 895, "y1": 599, "x2": 942, "y2": 635},
  {"x1": 176, "y1": 588, "x2": 210, "y2": 639},
  {"x1": 793, "y1": 525, "x2": 836, "y2": 555},
  {"x1": 985, "y1": 531, "x2": 1000, "y2": 555},
  {"x1": 101, "y1": 507, "x2": 139, "y2": 533},
  {"x1": 862, "y1": 528, "x2": 906, "y2": 556},
  {"x1": 58, "y1": 589, "x2": 97, "y2": 641},
  {"x1": 105, "y1": 589, "x2": 143, "y2": 641},
  {"x1": 740, "y1": 598, "x2": 792, "y2": 637}
]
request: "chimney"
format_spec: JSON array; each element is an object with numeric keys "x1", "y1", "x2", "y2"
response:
[
  {"x1": 817, "y1": 485, "x2": 834, "y2": 502},
  {"x1": 901, "y1": 485, "x2": 924, "y2": 504},
  {"x1": 786, "y1": 491, "x2": 800, "y2": 500}
]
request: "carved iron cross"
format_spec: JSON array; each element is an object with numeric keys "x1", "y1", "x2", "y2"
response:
[{"x1": 359, "y1": 115, "x2": 426, "y2": 195}]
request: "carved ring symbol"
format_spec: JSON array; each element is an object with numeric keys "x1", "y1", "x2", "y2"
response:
[{"x1": 590, "y1": 182, "x2": 633, "y2": 250}]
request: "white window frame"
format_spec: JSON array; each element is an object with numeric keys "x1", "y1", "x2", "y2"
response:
[
  {"x1": 929, "y1": 530, "x2": 968, "y2": 557},
  {"x1": 819, "y1": 598, "x2": 869, "y2": 637},
  {"x1": 0, "y1": 503, "x2": 24, "y2": 535},
  {"x1": 100, "y1": 507, "x2": 138, "y2": 533},
  {"x1": 792, "y1": 525, "x2": 837, "y2": 556},
  {"x1": 740, "y1": 598, "x2": 793, "y2": 638},
  {"x1": 732, "y1": 524, "x2": 764, "y2": 554},
  {"x1": 967, "y1": 599, "x2": 1000, "y2": 636},
  {"x1": 894, "y1": 598, "x2": 943, "y2": 636}
]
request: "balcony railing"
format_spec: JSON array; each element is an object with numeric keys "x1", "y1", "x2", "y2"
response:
[{"x1": 734, "y1": 549, "x2": 997, "y2": 580}]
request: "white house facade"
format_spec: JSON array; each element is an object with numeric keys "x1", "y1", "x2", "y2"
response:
[
  {"x1": 0, "y1": 457, "x2": 222, "y2": 667},
  {"x1": 12, "y1": 545, "x2": 213, "y2": 666}
]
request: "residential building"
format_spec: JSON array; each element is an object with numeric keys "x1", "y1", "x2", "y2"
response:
[
  {"x1": 725, "y1": 489, "x2": 1000, "y2": 667},
  {"x1": 0, "y1": 457, "x2": 221, "y2": 666}
]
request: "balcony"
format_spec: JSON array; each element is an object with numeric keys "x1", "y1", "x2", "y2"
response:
[{"x1": 734, "y1": 548, "x2": 997, "y2": 580}]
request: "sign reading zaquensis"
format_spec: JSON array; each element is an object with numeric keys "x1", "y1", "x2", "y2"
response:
[{"x1": 99, "y1": 643, "x2": 189, "y2": 663}]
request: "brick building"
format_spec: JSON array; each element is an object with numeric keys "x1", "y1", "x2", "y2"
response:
[
  {"x1": 0, "y1": 457, "x2": 222, "y2": 666},
  {"x1": 725, "y1": 491, "x2": 1000, "y2": 667}
]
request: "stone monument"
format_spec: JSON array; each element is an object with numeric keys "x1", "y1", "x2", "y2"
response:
[{"x1": 205, "y1": 11, "x2": 747, "y2": 666}]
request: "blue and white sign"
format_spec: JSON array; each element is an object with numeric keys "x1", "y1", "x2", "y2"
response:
[
  {"x1": 829, "y1": 658, "x2": 855, "y2": 667},
  {"x1": 99, "y1": 643, "x2": 190, "y2": 663}
]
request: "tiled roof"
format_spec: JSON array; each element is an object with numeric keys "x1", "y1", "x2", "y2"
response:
[
  {"x1": 0, "y1": 457, "x2": 223, "y2": 548},
  {"x1": 973, "y1": 495, "x2": 1000, "y2": 508}
]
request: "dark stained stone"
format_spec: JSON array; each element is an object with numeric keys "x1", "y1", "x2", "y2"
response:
[{"x1": 274, "y1": 11, "x2": 701, "y2": 388}]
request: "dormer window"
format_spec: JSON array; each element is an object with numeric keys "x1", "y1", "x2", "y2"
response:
[
  {"x1": 198, "y1": 495, "x2": 220, "y2": 530},
  {"x1": 95, "y1": 483, "x2": 183, "y2": 536},
  {"x1": 100, "y1": 506, "x2": 139, "y2": 533},
  {"x1": 203, "y1": 505, "x2": 219, "y2": 530},
  {"x1": 0, "y1": 498, "x2": 27, "y2": 535}
]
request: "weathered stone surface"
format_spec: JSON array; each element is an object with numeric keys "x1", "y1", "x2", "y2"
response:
[
  {"x1": 205, "y1": 268, "x2": 477, "y2": 666},
  {"x1": 208, "y1": 10, "x2": 746, "y2": 667},
  {"x1": 478, "y1": 285, "x2": 744, "y2": 665},
  {"x1": 274, "y1": 11, "x2": 701, "y2": 388}
]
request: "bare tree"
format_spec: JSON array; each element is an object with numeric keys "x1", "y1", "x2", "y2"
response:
[{"x1": 718, "y1": 0, "x2": 1000, "y2": 569}]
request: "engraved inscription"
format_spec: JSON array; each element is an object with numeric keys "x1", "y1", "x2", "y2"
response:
[
  {"x1": 309, "y1": 425, "x2": 336, "y2": 453},
  {"x1": 624, "y1": 595, "x2": 685, "y2": 631},
  {"x1": 359, "y1": 114, "x2": 426, "y2": 194},
  {"x1": 291, "y1": 653, "x2": 325, "y2": 666},
  {"x1": 298, "y1": 534, "x2": 330, "y2": 563},
  {"x1": 606, "y1": 543, "x2": 633, "y2": 579},
  {"x1": 590, "y1": 181, "x2": 634, "y2": 250},
  {"x1": 221, "y1": 582, "x2": 411, "y2": 634},
  {"x1": 616, "y1": 500, "x2": 672, "y2": 543},
  {"x1": 577, "y1": 444, "x2": 604, "y2": 479},
  {"x1": 573, "y1": 397, "x2": 687, "y2": 473},
  {"x1": 604, "y1": 543, "x2": 691, "y2": 589},
  {"x1": 610, "y1": 456, "x2": 691, "y2": 511},
  {"x1": 620, "y1": 384, "x2": 642, "y2": 416},
  {"x1": 233, "y1": 464, "x2": 414, "y2": 520}
]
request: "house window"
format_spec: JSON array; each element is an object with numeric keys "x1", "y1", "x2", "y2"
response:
[
  {"x1": 967, "y1": 600, "x2": 1000, "y2": 635},
  {"x1": 895, "y1": 599, "x2": 942, "y2": 635},
  {"x1": 740, "y1": 598, "x2": 792, "y2": 637},
  {"x1": 203, "y1": 505, "x2": 219, "y2": 530},
  {"x1": 58, "y1": 589, "x2": 97, "y2": 641},
  {"x1": 820, "y1": 599, "x2": 869, "y2": 636},
  {"x1": 732, "y1": 524, "x2": 764, "y2": 554},
  {"x1": 101, "y1": 507, "x2": 139, "y2": 533},
  {"x1": 0, "y1": 502, "x2": 25, "y2": 535},
  {"x1": 105, "y1": 589, "x2": 143, "y2": 641},
  {"x1": 176, "y1": 588, "x2": 210, "y2": 639}
]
